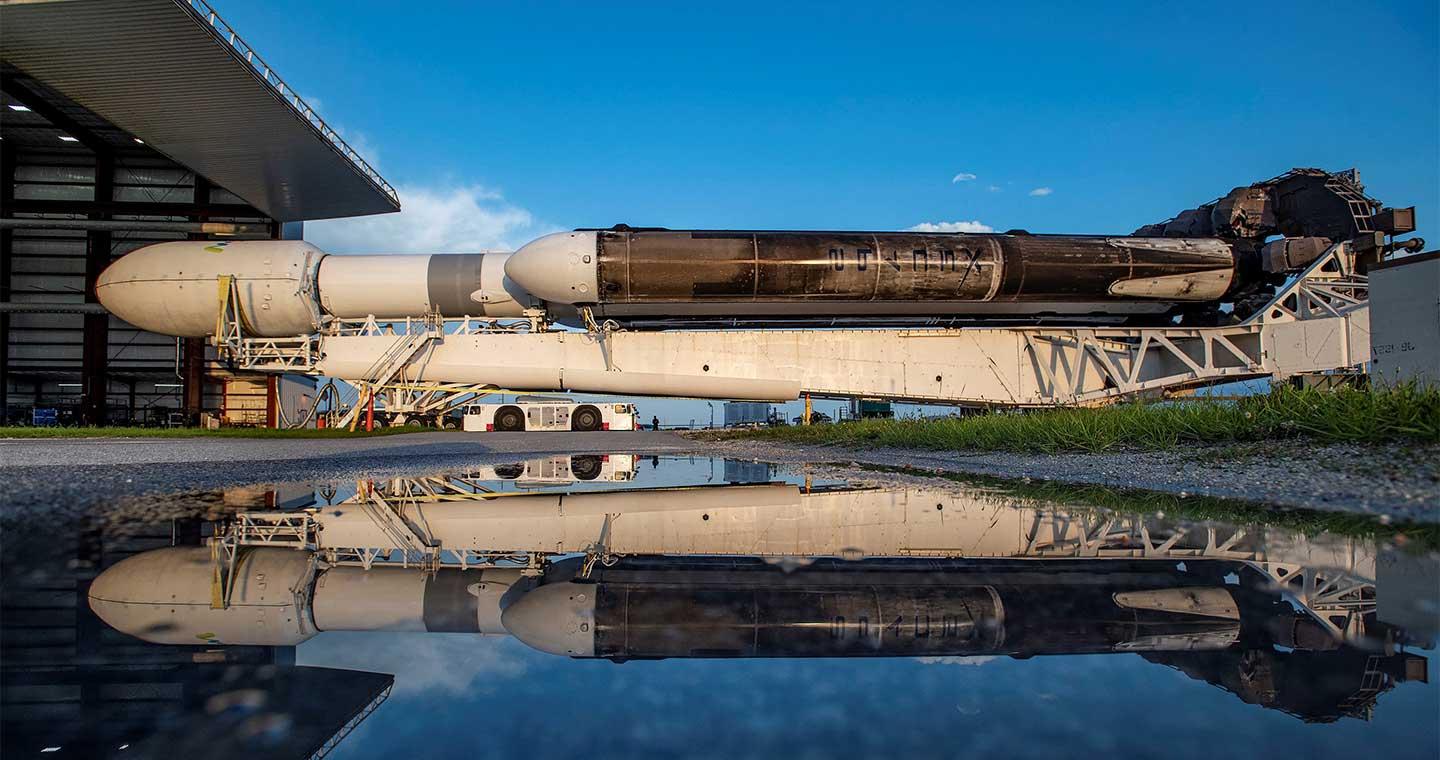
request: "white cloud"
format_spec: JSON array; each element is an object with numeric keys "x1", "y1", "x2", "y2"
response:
[
  {"x1": 951, "y1": 172, "x2": 977, "y2": 183},
  {"x1": 299, "y1": 632, "x2": 528, "y2": 696},
  {"x1": 986, "y1": 185, "x2": 1002, "y2": 193},
  {"x1": 305, "y1": 183, "x2": 544, "y2": 253},
  {"x1": 916, "y1": 656, "x2": 999, "y2": 666},
  {"x1": 287, "y1": 109, "x2": 542, "y2": 254},
  {"x1": 905, "y1": 220, "x2": 994, "y2": 233},
  {"x1": 1028, "y1": 187, "x2": 1053, "y2": 197}
]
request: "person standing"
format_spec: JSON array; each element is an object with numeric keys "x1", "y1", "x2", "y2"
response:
[{"x1": 652, "y1": 415, "x2": 660, "y2": 431}]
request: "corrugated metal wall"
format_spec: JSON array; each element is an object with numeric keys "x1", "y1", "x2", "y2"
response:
[{"x1": 2, "y1": 73, "x2": 276, "y2": 425}]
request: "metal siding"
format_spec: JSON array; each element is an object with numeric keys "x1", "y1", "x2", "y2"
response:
[
  {"x1": 0, "y1": 0, "x2": 399, "y2": 221},
  {"x1": 1370, "y1": 255, "x2": 1440, "y2": 386}
]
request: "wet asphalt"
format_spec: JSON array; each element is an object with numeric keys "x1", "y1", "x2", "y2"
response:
[
  {"x1": 0, "y1": 431, "x2": 693, "y2": 512},
  {"x1": 4, "y1": 430, "x2": 1434, "y2": 521}
]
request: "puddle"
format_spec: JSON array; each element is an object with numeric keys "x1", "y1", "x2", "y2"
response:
[{"x1": 3, "y1": 454, "x2": 1436, "y2": 758}]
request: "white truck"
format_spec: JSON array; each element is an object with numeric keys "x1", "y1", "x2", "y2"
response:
[{"x1": 462, "y1": 396, "x2": 639, "y2": 432}]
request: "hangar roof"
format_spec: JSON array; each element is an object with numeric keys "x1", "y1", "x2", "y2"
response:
[{"x1": 0, "y1": 0, "x2": 400, "y2": 222}]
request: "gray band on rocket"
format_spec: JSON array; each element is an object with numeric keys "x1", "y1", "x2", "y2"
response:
[
  {"x1": 422, "y1": 569, "x2": 484, "y2": 632},
  {"x1": 425, "y1": 253, "x2": 486, "y2": 316}
]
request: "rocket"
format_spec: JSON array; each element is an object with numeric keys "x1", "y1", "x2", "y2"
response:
[
  {"x1": 89, "y1": 231, "x2": 1257, "y2": 336},
  {"x1": 91, "y1": 168, "x2": 1421, "y2": 337},
  {"x1": 87, "y1": 547, "x2": 1425, "y2": 722},
  {"x1": 89, "y1": 547, "x2": 1264, "y2": 658}
]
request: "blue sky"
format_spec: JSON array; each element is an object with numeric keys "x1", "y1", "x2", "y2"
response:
[
  {"x1": 223, "y1": 0, "x2": 1437, "y2": 238},
  {"x1": 217, "y1": 0, "x2": 1439, "y2": 423}
]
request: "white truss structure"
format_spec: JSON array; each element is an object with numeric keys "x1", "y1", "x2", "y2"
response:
[
  {"x1": 1021, "y1": 512, "x2": 1376, "y2": 640},
  {"x1": 210, "y1": 243, "x2": 1371, "y2": 409},
  {"x1": 213, "y1": 477, "x2": 1381, "y2": 639}
]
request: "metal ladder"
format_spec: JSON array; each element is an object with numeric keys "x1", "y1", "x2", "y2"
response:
[
  {"x1": 337, "y1": 321, "x2": 443, "y2": 428},
  {"x1": 362, "y1": 322, "x2": 443, "y2": 388},
  {"x1": 1336, "y1": 654, "x2": 1387, "y2": 719}
]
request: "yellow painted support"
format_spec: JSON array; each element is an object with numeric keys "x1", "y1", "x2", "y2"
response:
[
  {"x1": 803, "y1": 394, "x2": 812, "y2": 426},
  {"x1": 214, "y1": 274, "x2": 234, "y2": 343},
  {"x1": 209, "y1": 542, "x2": 225, "y2": 609},
  {"x1": 348, "y1": 383, "x2": 366, "y2": 432}
]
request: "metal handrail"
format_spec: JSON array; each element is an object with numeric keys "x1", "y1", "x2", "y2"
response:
[{"x1": 176, "y1": 0, "x2": 399, "y2": 207}]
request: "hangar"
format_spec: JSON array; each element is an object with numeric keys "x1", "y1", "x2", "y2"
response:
[{"x1": 0, "y1": 0, "x2": 397, "y2": 426}]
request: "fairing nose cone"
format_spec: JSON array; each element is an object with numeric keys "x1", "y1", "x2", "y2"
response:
[
  {"x1": 500, "y1": 581, "x2": 597, "y2": 656},
  {"x1": 89, "y1": 546, "x2": 316, "y2": 646},
  {"x1": 87, "y1": 546, "x2": 214, "y2": 641},
  {"x1": 503, "y1": 231, "x2": 599, "y2": 305},
  {"x1": 95, "y1": 240, "x2": 323, "y2": 338},
  {"x1": 93, "y1": 247, "x2": 192, "y2": 336}
]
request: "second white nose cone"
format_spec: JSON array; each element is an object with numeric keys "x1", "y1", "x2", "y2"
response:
[
  {"x1": 499, "y1": 581, "x2": 597, "y2": 656},
  {"x1": 503, "y1": 231, "x2": 599, "y2": 305}
]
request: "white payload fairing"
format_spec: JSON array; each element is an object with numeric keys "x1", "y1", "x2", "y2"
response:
[{"x1": 95, "y1": 240, "x2": 536, "y2": 338}]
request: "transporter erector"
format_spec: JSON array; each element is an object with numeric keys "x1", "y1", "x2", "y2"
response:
[{"x1": 87, "y1": 168, "x2": 1424, "y2": 408}]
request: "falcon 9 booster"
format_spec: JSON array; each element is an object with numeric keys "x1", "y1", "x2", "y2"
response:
[{"x1": 503, "y1": 228, "x2": 1241, "y2": 322}]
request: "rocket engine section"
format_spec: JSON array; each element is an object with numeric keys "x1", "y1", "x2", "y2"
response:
[
  {"x1": 504, "y1": 229, "x2": 1242, "y2": 321},
  {"x1": 95, "y1": 240, "x2": 535, "y2": 337}
]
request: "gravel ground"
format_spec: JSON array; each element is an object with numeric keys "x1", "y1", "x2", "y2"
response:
[{"x1": 688, "y1": 437, "x2": 1440, "y2": 521}]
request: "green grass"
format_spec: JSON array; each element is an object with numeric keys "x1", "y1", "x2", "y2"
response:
[
  {"x1": 0, "y1": 425, "x2": 438, "y2": 439},
  {"x1": 714, "y1": 384, "x2": 1440, "y2": 454},
  {"x1": 850, "y1": 461, "x2": 1440, "y2": 549}
]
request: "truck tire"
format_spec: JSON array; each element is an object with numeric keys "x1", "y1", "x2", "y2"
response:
[
  {"x1": 571, "y1": 405, "x2": 602, "y2": 432},
  {"x1": 570, "y1": 455, "x2": 603, "y2": 480},
  {"x1": 495, "y1": 406, "x2": 525, "y2": 432}
]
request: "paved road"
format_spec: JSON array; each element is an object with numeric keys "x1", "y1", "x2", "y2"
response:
[{"x1": 0, "y1": 431, "x2": 698, "y2": 512}]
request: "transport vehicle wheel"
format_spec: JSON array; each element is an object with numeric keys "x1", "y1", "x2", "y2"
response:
[
  {"x1": 571, "y1": 405, "x2": 602, "y2": 431},
  {"x1": 570, "y1": 455, "x2": 603, "y2": 480},
  {"x1": 495, "y1": 406, "x2": 525, "y2": 431}
]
